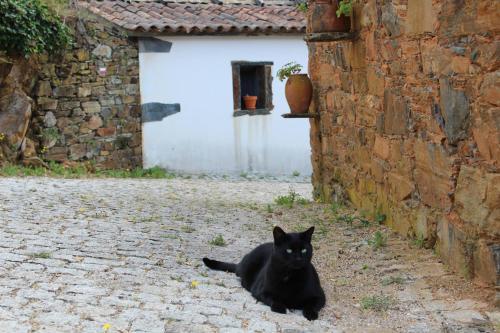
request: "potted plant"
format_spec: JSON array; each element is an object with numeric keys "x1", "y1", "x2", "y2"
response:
[
  {"x1": 243, "y1": 95, "x2": 258, "y2": 110},
  {"x1": 278, "y1": 62, "x2": 312, "y2": 114},
  {"x1": 309, "y1": 0, "x2": 352, "y2": 33}
]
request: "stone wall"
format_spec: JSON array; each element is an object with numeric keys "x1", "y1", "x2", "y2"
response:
[
  {"x1": 307, "y1": 0, "x2": 499, "y2": 295},
  {"x1": 0, "y1": 14, "x2": 142, "y2": 169}
]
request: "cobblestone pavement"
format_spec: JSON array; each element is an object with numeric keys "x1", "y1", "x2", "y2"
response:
[{"x1": 0, "y1": 177, "x2": 498, "y2": 333}]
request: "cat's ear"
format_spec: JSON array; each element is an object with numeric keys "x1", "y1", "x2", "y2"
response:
[
  {"x1": 301, "y1": 226, "x2": 315, "y2": 243},
  {"x1": 273, "y1": 226, "x2": 287, "y2": 245}
]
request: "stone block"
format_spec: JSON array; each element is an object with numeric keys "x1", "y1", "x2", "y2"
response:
[
  {"x1": 388, "y1": 172, "x2": 414, "y2": 201},
  {"x1": 78, "y1": 87, "x2": 92, "y2": 98},
  {"x1": 383, "y1": 90, "x2": 409, "y2": 135},
  {"x1": 479, "y1": 72, "x2": 499, "y2": 106},
  {"x1": 439, "y1": 78, "x2": 469, "y2": 145},
  {"x1": 88, "y1": 115, "x2": 103, "y2": 130},
  {"x1": 44, "y1": 112, "x2": 57, "y2": 128},
  {"x1": 373, "y1": 135, "x2": 390, "y2": 160},
  {"x1": 70, "y1": 144, "x2": 87, "y2": 160},
  {"x1": 92, "y1": 44, "x2": 112, "y2": 59},
  {"x1": 455, "y1": 166, "x2": 500, "y2": 235},
  {"x1": 35, "y1": 81, "x2": 52, "y2": 97},
  {"x1": 367, "y1": 66, "x2": 384, "y2": 97},
  {"x1": 82, "y1": 102, "x2": 101, "y2": 114},
  {"x1": 473, "y1": 241, "x2": 499, "y2": 286},
  {"x1": 381, "y1": 2, "x2": 402, "y2": 37},
  {"x1": 414, "y1": 140, "x2": 453, "y2": 209},
  {"x1": 407, "y1": 0, "x2": 436, "y2": 34},
  {"x1": 436, "y1": 217, "x2": 472, "y2": 278},
  {"x1": 37, "y1": 98, "x2": 58, "y2": 110},
  {"x1": 53, "y1": 85, "x2": 76, "y2": 98},
  {"x1": 96, "y1": 127, "x2": 116, "y2": 137}
]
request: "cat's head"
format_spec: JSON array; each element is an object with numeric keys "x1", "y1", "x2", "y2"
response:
[{"x1": 272, "y1": 226, "x2": 314, "y2": 269}]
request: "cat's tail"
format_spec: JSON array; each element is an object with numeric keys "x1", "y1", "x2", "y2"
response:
[{"x1": 202, "y1": 257, "x2": 237, "y2": 273}]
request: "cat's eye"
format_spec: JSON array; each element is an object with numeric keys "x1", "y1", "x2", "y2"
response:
[
  {"x1": 301, "y1": 249, "x2": 307, "y2": 254},
  {"x1": 286, "y1": 249, "x2": 292, "y2": 254}
]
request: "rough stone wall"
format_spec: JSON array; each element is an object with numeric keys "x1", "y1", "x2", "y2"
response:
[
  {"x1": 0, "y1": 15, "x2": 142, "y2": 169},
  {"x1": 34, "y1": 16, "x2": 142, "y2": 168},
  {"x1": 308, "y1": 0, "x2": 499, "y2": 293}
]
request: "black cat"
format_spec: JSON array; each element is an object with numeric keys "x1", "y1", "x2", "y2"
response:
[{"x1": 202, "y1": 226, "x2": 326, "y2": 320}]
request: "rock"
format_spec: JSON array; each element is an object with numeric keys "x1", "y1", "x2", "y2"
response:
[
  {"x1": 35, "y1": 81, "x2": 52, "y2": 97},
  {"x1": 0, "y1": 90, "x2": 32, "y2": 149},
  {"x1": 383, "y1": 90, "x2": 409, "y2": 135},
  {"x1": 82, "y1": 101, "x2": 101, "y2": 114},
  {"x1": 439, "y1": 78, "x2": 470, "y2": 145},
  {"x1": 37, "y1": 98, "x2": 58, "y2": 110},
  {"x1": 44, "y1": 112, "x2": 57, "y2": 128},
  {"x1": 97, "y1": 127, "x2": 116, "y2": 137},
  {"x1": 78, "y1": 86, "x2": 91, "y2": 98},
  {"x1": 70, "y1": 144, "x2": 87, "y2": 160},
  {"x1": 53, "y1": 85, "x2": 76, "y2": 98},
  {"x1": 92, "y1": 44, "x2": 112, "y2": 59},
  {"x1": 407, "y1": 0, "x2": 436, "y2": 34},
  {"x1": 381, "y1": 2, "x2": 402, "y2": 37},
  {"x1": 22, "y1": 137, "x2": 36, "y2": 158},
  {"x1": 88, "y1": 115, "x2": 103, "y2": 130}
]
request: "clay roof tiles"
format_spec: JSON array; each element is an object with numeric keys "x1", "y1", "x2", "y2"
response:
[{"x1": 81, "y1": 0, "x2": 306, "y2": 35}]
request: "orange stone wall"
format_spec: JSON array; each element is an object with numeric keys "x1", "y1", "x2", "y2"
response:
[{"x1": 307, "y1": 0, "x2": 499, "y2": 292}]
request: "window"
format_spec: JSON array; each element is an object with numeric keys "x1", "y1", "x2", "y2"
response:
[{"x1": 231, "y1": 61, "x2": 273, "y2": 116}]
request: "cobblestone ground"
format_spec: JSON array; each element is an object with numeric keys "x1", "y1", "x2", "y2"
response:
[{"x1": 0, "y1": 177, "x2": 498, "y2": 333}]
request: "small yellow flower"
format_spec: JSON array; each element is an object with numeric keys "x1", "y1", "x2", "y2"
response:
[
  {"x1": 102, "y1": 323, "x2": 111, "y2": 331},
  {"x1": 190, "y1": 280, "x2": 199, "y2": 289}
]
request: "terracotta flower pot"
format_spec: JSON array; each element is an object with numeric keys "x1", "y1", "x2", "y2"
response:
[
  {"x1": 310, "y1": 0, "x2": 351, "y2": 33},
  {"x1": 243, "y1": 95, "x2": 258, "y2": 110},
  {"x1": 285, "y1": 74, "x2": 313, "y2": 114}
]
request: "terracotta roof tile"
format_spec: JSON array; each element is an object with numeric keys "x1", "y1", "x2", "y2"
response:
[{"x1": 80, "y1": 0, "x2": 305, "y2": 35}]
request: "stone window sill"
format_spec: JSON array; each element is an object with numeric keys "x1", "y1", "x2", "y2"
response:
[{"x1": 233, "y1": 109, "x2": 272, "y2": 117}]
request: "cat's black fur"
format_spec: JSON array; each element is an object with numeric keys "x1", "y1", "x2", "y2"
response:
[{"x1": 202, "y1": 226, "x2": 325, "y2": 320}]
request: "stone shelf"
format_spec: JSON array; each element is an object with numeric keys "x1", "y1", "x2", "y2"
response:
[
  {"x1": 281, "y1": 113, "x2": 319, "y2": 118},
  {"x1": 304, "y1": 32, "x2": 356, "y2": 42}
]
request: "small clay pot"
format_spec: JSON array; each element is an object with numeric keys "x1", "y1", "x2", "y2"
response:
[
  {"x1": 243, "y1": 95, "x2": 258, "y2": 110},
  {"x1": 310, "y1": 0, "x2": 351, "y2": 33},
  {"x1": 284, "y1": 74, "x2": 313, "y2": 114}
]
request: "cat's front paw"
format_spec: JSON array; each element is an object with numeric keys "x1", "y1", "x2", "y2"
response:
[
  {"x1": 271, "y1": 303, "x2": 287, "y2": 314},
  {"x1": 303, "y1": 309, "x2": 318, "y2": 321}
]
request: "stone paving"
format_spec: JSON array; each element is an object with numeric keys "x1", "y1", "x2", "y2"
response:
[{"x1": 0, "y1": 177, "x2": 498, "y2": 333}]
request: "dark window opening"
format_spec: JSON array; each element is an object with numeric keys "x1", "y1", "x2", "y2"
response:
[{"x1": 232, "y1": 61, "x2": 273, "y2": 117}]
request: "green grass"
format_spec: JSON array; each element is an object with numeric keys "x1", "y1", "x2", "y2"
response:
[
  {"x1": 292, "y1": 170, "x2": 300, "y2": 177},
  {"x1": 31, "y1": 252, "x2": 51, "y2": 259},
  {"x1": 274, "y1": 189, "x2": 310, "y2": 208},
  {"x1": 381, "y1": 276, "x2": 404, "y2": 286},
  {"x1": 181, "y1": 225, "x2": 195, "y2": 233},
  {"x1": 0, "y1": 162, "x2": 175, "y2": 179},
  {"x1": 368, "y1": 231, "x2": 387, "y2": 250},
  {"x1": 413, "y1": 235, "x2": 425, "y2": 248},
  {"x1": 209, "y1": 235, "x2": 226, "y2": 247},
  {"x1": 360, "y1": 295, "x2": 392, "y2": 311}
]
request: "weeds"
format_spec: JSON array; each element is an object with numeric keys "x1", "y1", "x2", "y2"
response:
[
  {"x1": 0, "y1": 162, "x2": 175, "y2": 179},
  {"x1": 368, "y1": 231, "x2": 387, "y2": 250},
  {"x1": 381, "y1": 276, "x2": 404, "y2": 286},
  {"x1": 209, "y1": 235, "x2": 226, "y2": 247},
  {"x1": 274, "y1": 189, "x2": 310, "y2": 208},
  {"x1": 413, "y1": 235, "x2": 425, "y2": 248},
  {"x1": 32, "y1": 252, "x2": 51, "y2": 259},
  {"x1": 360, "y1": 295, "x2": 392, "y2": 311},
  {"x1": 181, "y1": 226, "x2": 195, "y2": 233},
  {"x1": 292, "y1": 170, "x2": 300, "y2": 177},
  {"x1": 266, "y1": 204, "x2": 273, "y2": 214}
]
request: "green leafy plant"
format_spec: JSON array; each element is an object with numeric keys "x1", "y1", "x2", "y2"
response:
[
  {"x1": 277, "y1": 62, "x2": 303, "y2": 82},
  {"x1": 360, "y1": 295, "x2": 392, "y2": 311},
  {"x1": 0, "y1": 0, "x2": 72, "y2": 56},
  {"x1": 296, "y1": 1, "x2": 308, "y2": 12},
  {"x1": 209, "y1": 235, "x2": 226, "y2": 247},
  {"x1": 274, "y1": 189, "x2": 309, "y2": 208},
  {"x1": 368, "y1": 231, "x2": 387, "y2": 250},
  {"x1": 336, "y1": 0, "x2": 353, "y2": 18}
]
